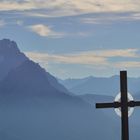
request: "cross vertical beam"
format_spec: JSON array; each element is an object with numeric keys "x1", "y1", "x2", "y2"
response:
[{"x1": 120, "y1": 71, "x2": 129, "y2": 140}]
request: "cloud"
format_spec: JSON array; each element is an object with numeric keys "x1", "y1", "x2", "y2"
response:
[
  {"x1": 1, "y1": 0, "x2": 140, "y2": 18},
  {"x1": 115, "y1": 61, "x2": 140, "y2": 68},
  {"x1": 1, "y1": 0, "x2": 140, "y2": 28},
  {"x1": 0, "y1": 20, "x2": 6, "y2": 27},
  {"x1": 80, "y1": 13, "x2": 140, "y2": 24},
  {"x1": 28, "y1": 24, "x2": 90, "y2": 38},
  {"x1": 25, "y1": 48, "x2": 139, "y2": 69},
  {"x1": 25, "y1": 51, "x2": 108, "y2": 66},
  {"x1": 28, "y1": 24, "x2": 65, "y2": 38},
  {"x1": 92, "y1": 49, "x2": 139, "y2": 58},
  {"x1": 16, "y1": 20, "x2": 23, "y2": 26},
  {"x1": 0, "y1": 1, "x2": 36, "y2": 11}
]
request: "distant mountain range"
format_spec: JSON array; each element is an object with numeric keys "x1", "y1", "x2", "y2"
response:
[
  {"x1": 0, "y1": 38, "x2": 140, "y2": 140},
  {"x1": 59, "y1": 76, "x2": 140, "y2": 96}
]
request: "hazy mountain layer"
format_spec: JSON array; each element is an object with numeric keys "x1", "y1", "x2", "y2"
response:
[{"x1": 59, "y1": 76, "x2": 140, "y2": 96}]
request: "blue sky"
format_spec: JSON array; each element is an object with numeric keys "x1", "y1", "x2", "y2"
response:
[{"x1": 1, "y1": 0, "x2": 140, "y2": 79}]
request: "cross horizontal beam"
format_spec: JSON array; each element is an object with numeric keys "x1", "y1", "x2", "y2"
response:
[
  {"x1": 96, "y1": 101, "x2": 140, "y2": 109},
  {"x1": 128, "y1": 101, "x2": 140, "y2": 107},
  {"x1": 96, "y1": 102, "x2": 120, "y2": 108}
]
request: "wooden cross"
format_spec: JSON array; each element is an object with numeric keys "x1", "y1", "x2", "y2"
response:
[{"x1": 96, "y1": 71, "x2": 140, "y2": 140}]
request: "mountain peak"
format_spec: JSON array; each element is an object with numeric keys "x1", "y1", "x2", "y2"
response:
[
  {"x1": 0, "y1": 39, "x2": 28, "y2": 80},
  {"x1": 0, "y1": 39, "x2": 20, "y2": 54}
]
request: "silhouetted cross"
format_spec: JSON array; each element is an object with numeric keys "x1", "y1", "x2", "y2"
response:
[{"x1": 96, "y1": 71, "x2": 140, "y2": 140}]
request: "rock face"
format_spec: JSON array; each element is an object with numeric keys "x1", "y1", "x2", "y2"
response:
[
  {"x1": 0, "y1": 39, "x2": 139, "y2": 140},
  {"x1": 0, "y1": 39, "x2": 28, "y2": 80}
]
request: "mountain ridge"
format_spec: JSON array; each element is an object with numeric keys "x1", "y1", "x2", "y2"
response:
[{"x1": 59, "y1": 75, "x2": 140, "y2": 96}]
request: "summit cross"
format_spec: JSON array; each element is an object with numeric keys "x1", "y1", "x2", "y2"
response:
[{"x1": 96, "y1": 71, "x2": 140, "y2": 140}]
